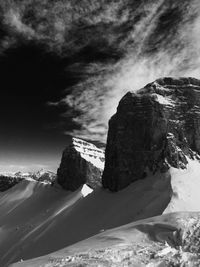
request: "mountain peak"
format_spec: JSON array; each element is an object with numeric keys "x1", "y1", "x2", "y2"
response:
[
  {"x1": 71, "y1": 137, "x2": 105, "y2": 170},
  {"x1": 57, "y1": 137, "x2": 105, "y2": 191},
  {"x1": 103, "y1": 77, "x2": 200, "y2": 191}
]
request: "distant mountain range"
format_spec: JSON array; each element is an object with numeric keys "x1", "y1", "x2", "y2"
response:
[
  {"x1": 0, "y1": 169, "x2": 56, "y2": 192},
  {"x1": 15, "y1": 169, "x2": 56, "y2": 182},
  {"x1": 1, "y1": 169, "x2": 55, "y2": 179}
]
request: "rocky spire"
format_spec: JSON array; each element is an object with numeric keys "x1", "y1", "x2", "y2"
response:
[{"x1": 102, "y1": 77, "x2": 200, "y2": 191}]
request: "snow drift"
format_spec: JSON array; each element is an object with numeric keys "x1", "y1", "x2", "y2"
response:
[{"x1": 11, "y1": 212, "x2": 200, "y2": 267}]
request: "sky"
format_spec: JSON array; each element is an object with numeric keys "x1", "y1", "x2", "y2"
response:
[
  {"x1": 1, "y1": 0, "x2": 200, "y2": 172},
  {"x1": 0, "y1": 42, "x2": 72, "y2": 172}
]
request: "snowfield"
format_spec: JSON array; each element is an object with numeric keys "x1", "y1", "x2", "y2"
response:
[
  {"x1": 10, "y1": 212, "x2": 200, "y2": 267},
  {"x1": 0, "y1": 157, "x2": 200, "y2": 266},
  {"x1": 164, "y1": 157, "x2": 200, "y2": 213}
]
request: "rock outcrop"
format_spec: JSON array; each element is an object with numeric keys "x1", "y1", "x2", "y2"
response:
[
  {"x1": 102, "y1": 77, "x2": 200, "y2": 191},
  {"x1": 0, "y1": 175, "x2": 23, "y2": 192},
  {"x1": 30, "y1": 169, "x2": 56, "y2": 183},
  {"x1": 57, "y1": 137, "x2": 105, "y2": 191}
]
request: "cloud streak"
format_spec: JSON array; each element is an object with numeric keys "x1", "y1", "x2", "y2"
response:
[
  {"x1": 61, "y1": 0, "x2": 200, "y2": 142},
  {"x1": 2, "y1": 0, "x2": 200, "y2": 142}
]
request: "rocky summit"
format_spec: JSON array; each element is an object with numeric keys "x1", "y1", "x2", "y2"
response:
[
  {"x1": 102, "y1": 77, "x2": 200, "y2": 191},
  {"x1": 57, "y1": 137, "x2": 105, "y2": 191}
]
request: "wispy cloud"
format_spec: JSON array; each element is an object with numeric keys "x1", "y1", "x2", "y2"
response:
[
  {"x1": 2, "y1": 0, "x2": 200, "y2": 142},
  {"x1": 59, "y1": 0, "x2": 200, "y2": 142},
  {"x1": 4, "y1": 9, "x2": 36, "y2": 38}
]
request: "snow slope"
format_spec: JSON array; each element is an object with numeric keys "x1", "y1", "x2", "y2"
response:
[
  {"x1": 0, "y1": 180, "x2": 92, "y2": 266},
  {"x1": 3, "y1": 157, "x2": 200, "y2": 266},
  {"x1": 0, "y1": 170, "x2": 171, "y2": 266},
  {"x1": 164, "y1": 158, "x2": 200, "y2": 213},
  {"x1": 11, "y1": 212, "x2": 200, "y2": 267}
]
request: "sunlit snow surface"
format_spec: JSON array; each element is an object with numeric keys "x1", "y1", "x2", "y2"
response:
[
  {"x1": 81, "y1": 184, "x2": 93, "y2": 197},
  {"x1": 153, "y1": 93, "x2": 175, "y2": 106},
  {"x1": 11, "y1": 212, "x2": 200, "y2": 267},
  {"x1": 164, "y1": 158, "x2": 200, "y2": 213}
]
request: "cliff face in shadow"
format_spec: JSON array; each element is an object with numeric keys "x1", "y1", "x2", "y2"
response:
[
  {"x1": 57, "y1": 137, "x2": 105, "y2": 191},
  {"x1": 103, "y1": 77, "x2": 200, "y2": 191}
]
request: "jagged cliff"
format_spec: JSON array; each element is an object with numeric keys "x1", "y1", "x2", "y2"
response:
[
  {"x1": 57, "y1": 137, "x2": 105, "y2": 191},
  {"x1": 102, "y1": 77, "x2": 200, "y2": 191}
]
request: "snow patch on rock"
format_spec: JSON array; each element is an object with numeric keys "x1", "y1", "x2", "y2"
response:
[
  {"x1": 81, "y1": 184, "x2": 93, "y2": 197},
  {"x1": 72, "y1": 137, "x2": 105, "y2": 170},
  {"x1": 153, "y1": 93, "x2": 175, "y2": 106}
]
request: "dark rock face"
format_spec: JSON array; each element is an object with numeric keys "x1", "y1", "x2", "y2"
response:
[
  {"x1": 29, "y1": 170, "x2": 56, "y2": 184},
  {"x1": 37, "y1": 172, "x2": 56, "y2": 183},
  {"x1": 102, "y1": 77, "x2": 200, "y2": 191},
  {"x1": 0, "y1": 176, "x2": 23, "y2": 192},
  {"x1": 57, "y1": 137, "x2": 105, "y2": 191}
]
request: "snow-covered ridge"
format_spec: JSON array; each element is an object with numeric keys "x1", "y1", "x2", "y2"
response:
[
  {"x1": 71, "y1": 137, "x2": 105, "y2": 170},
  {"x1": 0, "y1": 169, "x2": 56, "y2": 184}
]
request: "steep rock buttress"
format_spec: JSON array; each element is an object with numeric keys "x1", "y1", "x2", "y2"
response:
[
  {"x1": 102, "y1": 77, "x2": 200, "y2": 191},
  {"x1": 57, "y1": 137, "x2": 105, "y2": 191}
]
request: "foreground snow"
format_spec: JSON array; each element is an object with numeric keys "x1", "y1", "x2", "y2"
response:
[
  {"x1": 11, "y1": 212, "x2": 200, "y2": 267},
  {"x1": 2, "y1": 158, "x2": 200, "y2": 266}
]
